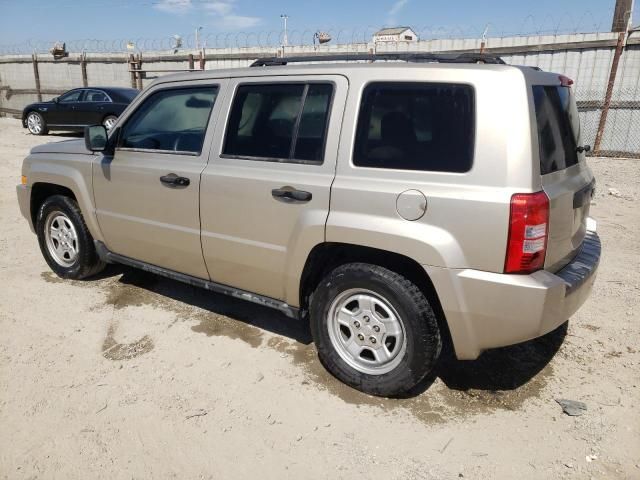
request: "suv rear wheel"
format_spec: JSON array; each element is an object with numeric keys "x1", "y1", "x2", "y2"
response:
[
  {"x1": 36, "y1": 195, "x2": 105, "y2": 279},
  {"x1": 310, "y1": 263, "x2": 442, "y2": 397}
]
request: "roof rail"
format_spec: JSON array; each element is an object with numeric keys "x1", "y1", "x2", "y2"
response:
[{"x1": 250, "y1": 52, "x2": 506, "y2": 67}]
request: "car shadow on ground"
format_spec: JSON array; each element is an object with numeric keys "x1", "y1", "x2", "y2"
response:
[
  {"x1": 101, "y1": 265, "x2": 313, "y2": 344},
  {"x1": 47, "y1": 131, "x2": 84, "y2": 138},
  {"x1": 93, "y1": 265, "x2": 567, "y2": 397}
]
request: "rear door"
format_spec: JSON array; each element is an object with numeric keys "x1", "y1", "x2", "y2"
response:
[
  {"x1": 200, "y1": 75, "x2": 347, "y2": 303},
  {"x1": 532, "y1": 82, "x2": 594, "y2": 272},
  {"x1": 79, "y1": 89, "x2": 112, "y2": 125}
]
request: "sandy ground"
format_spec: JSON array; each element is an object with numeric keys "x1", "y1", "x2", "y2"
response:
[{"x1": 0, "y1": 116, "x2": 638, "y2": 479}]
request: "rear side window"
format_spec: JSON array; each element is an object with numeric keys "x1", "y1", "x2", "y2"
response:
[
  {"x1": 532, "y1": 86, "x2": 579, "y2": 175},
  {"x1": 353, "y1": 82, "x2": 475, "y2": 172},
  {"x1": 119, "y1": 86, "x2": 218, "y2": 154},
  {"x1": 223, "y1": 83, "x2": 333, "y2": 164}
]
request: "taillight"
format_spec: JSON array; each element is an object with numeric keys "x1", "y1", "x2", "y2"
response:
[{"x1": 504, "y1": 191, "x2": 549, "y2": 274}]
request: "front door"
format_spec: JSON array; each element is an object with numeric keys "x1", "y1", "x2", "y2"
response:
[
  {"x1": 93, "y1": 81, "x2": 225, "y2": 278},
  {"x1": 49, "y1": 89, "x2": 83, "y2": 125},
  {"x1": 200, "y1": 76, "x2": 348, "y2": 303}
]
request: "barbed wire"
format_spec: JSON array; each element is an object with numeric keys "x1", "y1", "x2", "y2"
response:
[{"x1": 0, "y1": 12, "x2": 612, "y2": 55}]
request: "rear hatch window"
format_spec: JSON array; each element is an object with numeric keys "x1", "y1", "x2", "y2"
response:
[
  {"x1": 532, "y1": 84, "x2": 594, "y2": 272},
  {"x1": 532, "y1": 85, "x2": 580, "y2": 175}
]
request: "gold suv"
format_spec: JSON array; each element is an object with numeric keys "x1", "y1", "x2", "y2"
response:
[{"x1": 17, "y1": 54, "x2": 600, "y2": 396}]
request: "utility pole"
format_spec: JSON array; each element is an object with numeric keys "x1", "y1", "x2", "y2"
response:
[
  {"x1": 195, "y1": 26, "x2": 203, "y2": 49},
  {"x1": 280, "y1": 14, "x2": 289, "y2": 47},
  {"x1": 595, "y1": 0, "x2": 634, "y2": 153},
  {"x1": 611, "y1": 0, "x2": 633, "y2": 31}
]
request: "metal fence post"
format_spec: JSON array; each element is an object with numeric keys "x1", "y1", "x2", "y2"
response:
[
  {"x1": 31, "y1": 53, "x2": 42, "y2": 102},
  {"x1": 594, "y1": 31, "x2": 626, "y2": 154}
]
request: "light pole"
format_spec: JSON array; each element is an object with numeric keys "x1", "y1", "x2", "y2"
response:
[
  {"x1": 280, "y1": 14, "x2": 289, "y2": 47},
  {"x1": 195, "y1": 26, "x2": 203, "y2": 49}
]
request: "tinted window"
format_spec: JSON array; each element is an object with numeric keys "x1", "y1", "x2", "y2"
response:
[
  {"x1": 223, "y1": 83, "x2": 333, "y2": 163},
  {"x1": 84, "y1": 90, "x2": 109, "y2": 102},
  {"x1": 294, "y1": 84, "x2": 332, "y2": 161},
  {"x1": 59, "y1": 90, "x2": 83, "y2": 103},
  {"x1": 119, "y1": 86, "x2": 217, "y2": 154},
  {"x1": 353, "y1": 82, "x2": 475, "y2": 172},
  {"x1": 533, "y1": 85, "x2": 579, "y2": 175}
]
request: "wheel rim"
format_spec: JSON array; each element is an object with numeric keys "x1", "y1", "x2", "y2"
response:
[
  {"x1": 44, "y1": 211, "x2": 79, "y2": 267},
  {"x1": 27, "y1": 113, "x2": 42, "y2": 134},
  {"x1": 103, "y1": 116, "x2": 117, "y2": 130},
  {"x1": 327, "y1": 289, "x2": 407, "y2": 375}
]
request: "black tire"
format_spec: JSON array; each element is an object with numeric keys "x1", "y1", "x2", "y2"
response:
[
  {"x1": 310, "y1": 263, "x2": 442, "y2": 397},
  {"x1": 26, "y1": 111, "x2": 49, "y2": 135},
  {"x1": 36, "y1": 195, "x2": 105, "y2": 279}
]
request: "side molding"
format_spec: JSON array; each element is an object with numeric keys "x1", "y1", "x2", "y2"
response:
[{"x1": 94, "y1": 241, "x2": 300, "y2": 319}]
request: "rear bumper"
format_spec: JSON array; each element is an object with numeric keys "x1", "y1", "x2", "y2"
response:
[
  {"x1": 16, "y1": 184, "x2": 34, "y2": 232},
  {"x1": 426, "y1": 229, "x2": 601, "y2": 360}
]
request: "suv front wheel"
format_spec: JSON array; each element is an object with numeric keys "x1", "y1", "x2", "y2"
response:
[
  {"x1": 36, "y1": 195, "x2": 105, "y2": 279},
  {"x1": 310, "y1": 263, "x2": 442, "y2": 397}
]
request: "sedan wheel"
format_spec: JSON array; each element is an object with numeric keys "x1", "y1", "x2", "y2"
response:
[
  {"x1": 27, "y1": 112, "x2": 47, "y2": 135},
  {"x1": 103, "y1": 115, "x2": 118, "y2": 130}
]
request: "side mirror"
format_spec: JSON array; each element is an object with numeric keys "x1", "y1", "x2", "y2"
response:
[
  {"x1": 52, "y1": 97, "x2": 59, "y2": 103},
  {"x1": 84, "y1": 125, "x2": 108, "y2": 152}
]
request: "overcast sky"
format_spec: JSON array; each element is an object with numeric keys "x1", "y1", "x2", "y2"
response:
[{"x1": 0, "y1": 0, "x2": 635, "y2": 45}]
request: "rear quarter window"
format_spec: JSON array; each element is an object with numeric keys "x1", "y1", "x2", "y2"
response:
[{"x1": 353, "y1": 82, "x2": 475, "y2": 173}]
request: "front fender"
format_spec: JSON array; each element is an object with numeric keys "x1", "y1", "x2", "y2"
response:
[{"x1": 25, "y1": 154, "x2": 104, "y2": 242}]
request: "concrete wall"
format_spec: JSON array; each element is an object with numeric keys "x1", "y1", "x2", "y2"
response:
[{"x1": 2, "y1": 32, "x2": 639, "y2": 156}]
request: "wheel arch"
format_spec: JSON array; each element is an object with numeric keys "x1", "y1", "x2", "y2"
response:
[
  {"x1": 28, "y1": 173, "x2": 104, "y2": 244},
  {"x1": 30, "y1": 183, "x2": 77, "y2": 227},
  {"x1": 299, "y1": 242, "x2": 452, "y2": 349}
]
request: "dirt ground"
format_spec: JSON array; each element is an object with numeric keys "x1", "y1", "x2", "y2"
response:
[{"x1": 0, "y1": 117, "x2": 638, "y2": 480}]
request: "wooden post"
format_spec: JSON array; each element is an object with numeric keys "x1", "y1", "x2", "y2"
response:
[
  {"x1": 80, "y1": 53, "x2": 88, "y2": 87},
  {"x1": 136, "y1": 54, "x2": 143, "y2": 90},
  {"x1": 31, "y1": 54, "x2": 42, "y2": 102},
  {"x1": 128, "y1": 54, "x2": 137, "y2": 89},
  {"x1": 188, "y1": 53, "x2": 195, "y2": 71},
  {"x1": 594, "y1": 31, "x2": 626, "y2": 154}
]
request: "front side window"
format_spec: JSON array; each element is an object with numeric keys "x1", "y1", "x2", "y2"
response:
[
  {"x1": 353, "y1": 82, "x2": 475, "y2": 172},
  {"x1": 59, "y1": 90, "x2": 83, "y2": 103},
  {"x1": 223, "y1": 83, "x2": 333, "y2": 163},
  {"x1": 84, "y1": 90, "x2": 110, "y2": 102},
  {"x1": 119, "y1": 86, "x2": 218, "y2": 154}
]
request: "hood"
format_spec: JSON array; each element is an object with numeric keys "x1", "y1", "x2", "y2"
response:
[
  {"x1": 26, "y1": 100, "x2": 55, "y2": 110},
  {"x1": 30, "y1": 139, "x2": 93, "y2": 156}
]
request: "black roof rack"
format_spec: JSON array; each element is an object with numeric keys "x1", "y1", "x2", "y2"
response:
[{"x1": 250, "y1": 52, "x2": 506, "y2": 67}]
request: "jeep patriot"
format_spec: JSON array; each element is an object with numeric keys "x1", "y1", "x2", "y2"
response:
[{"x1": 16, "y1": 53, "x2": 600, "y2": 396}]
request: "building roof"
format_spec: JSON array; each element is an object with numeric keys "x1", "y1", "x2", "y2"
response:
[{"x1": 374, "y1": 27, "x2": 414, "y2": 36}]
